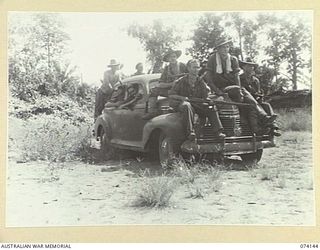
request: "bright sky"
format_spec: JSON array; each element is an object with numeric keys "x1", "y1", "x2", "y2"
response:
[{"x1": 10, "y1": 11, "x2": 313, "y2": 88}]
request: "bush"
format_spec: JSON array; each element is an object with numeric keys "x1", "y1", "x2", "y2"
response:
[
  {"x1": 9, "y1": 95, "x2": 93, "y2": 126},
  {"x1": 133, "y1": 170, "x2": 178, "y2": 208},
  {"x1": 15, "y1": 115, "x2": 91, "y2": 162},
  {"x1": 276, "y1": 108, "x2": 312, "y2": 132}
]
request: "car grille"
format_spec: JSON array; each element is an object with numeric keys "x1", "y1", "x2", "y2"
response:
[{"x1": 196, "y1": 105, "x2": 269, "y2": 144}]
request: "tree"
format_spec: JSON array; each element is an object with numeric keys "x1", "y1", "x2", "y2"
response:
[
  {"x1": 225, "y1": 13, "x2": 260, "y2": 60},
  {"x1": 127, "y1": 20, "x2": 181, "y2": 73},
  {"x1": 188, "y1": 13, "x2": 225, "y2": 63},
  {"x1": 9, "y1": 13, "x2": 74, "y2": 99},
  {"x1": 264, "y1": 27, "x2": 286, "y2": 86},
  {"x1": 281, "y1": 19, "x2": 311, "y2": 90},
  {"x1": 263, "y1": 17, "x2": 311, "y2": 90}
]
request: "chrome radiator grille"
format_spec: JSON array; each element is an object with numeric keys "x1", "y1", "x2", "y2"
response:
[{"x1": 196, "y1": 105, "x2": 259, "y2": 143}]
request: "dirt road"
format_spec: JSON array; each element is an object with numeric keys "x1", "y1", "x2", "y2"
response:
[{"x1": 6, "y1": 131, "x2": 314, "y2": 226}]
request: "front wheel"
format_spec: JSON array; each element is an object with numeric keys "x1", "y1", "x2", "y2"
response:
[
  {"x1": 240, "y1": 149, "x2": 263, "y2": 165},
  {"x1": 158, "y1": 132, "x2": 179, "y2": 168}
]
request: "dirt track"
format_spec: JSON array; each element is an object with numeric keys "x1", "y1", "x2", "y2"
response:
[{"x1": 6, "y1": 131, "x2": 314, "y2": 226}]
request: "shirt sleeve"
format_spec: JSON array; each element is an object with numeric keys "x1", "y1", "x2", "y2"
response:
[
  {"x1": 231, "y1": 56, "x2": 241, "y2": 73},
  {"x1": 200, "y1": 81, "x2": 210, "y2": 99},
  {"x1": 168, "y1": 79, "x2": 181, "y2": 95},
  {"x1": 160, "y1": 66, "x2": 169, "y2": 82}
]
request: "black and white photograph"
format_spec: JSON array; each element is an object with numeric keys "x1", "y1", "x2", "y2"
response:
[{"x1": 6, "y1": 10, "x2": 314, "y2": 227}]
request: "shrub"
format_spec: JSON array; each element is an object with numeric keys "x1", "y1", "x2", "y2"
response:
[
  {"x1": 133, "y1": 170, "x2": 178, "y2": 208},
  {"x1": 171, "y1": 159, "x2": 224, "y2": 197},
  {"x1": 276, "y1": 108, "x2": 312, "y2": 132},
  {"x1": 16, "y1": 115, "x2": 92, "y2": 163}
]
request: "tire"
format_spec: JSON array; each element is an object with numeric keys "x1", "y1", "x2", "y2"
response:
[
  {"x1": 99, "y1": 126, "x2": 114, "y2": 159},
  {"x1": 240, "y1": 149, "x2": 263, "y2": 165},
  {"x1": 158, "y1": 132, "x2": 179, "y2": 168}
]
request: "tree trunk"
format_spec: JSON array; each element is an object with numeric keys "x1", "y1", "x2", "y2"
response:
[
  {"x1": 238, "y1": 28, "x2": 243, "y2": 61},
  {"x1": 292, "y1": 50, "x2": 298, "y2": 90}
]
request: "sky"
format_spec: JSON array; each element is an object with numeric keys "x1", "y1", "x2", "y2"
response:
[{"x1": 9, "y1": 11, "x2": 313, "y2": 88}]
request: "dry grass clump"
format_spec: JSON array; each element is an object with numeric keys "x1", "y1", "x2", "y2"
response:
[
  {"x1": 132, "y1": 169, "x2": 179, "y2": 208},
  {"x1": 276, "y1": 108, "x2": 311, "y2": 132},
  {"x1": 132, "y1": 158, "x2": 224, "y2": 207},
  {"x1": 171, "y1": 158, "x2": 224, "y2": 199}
]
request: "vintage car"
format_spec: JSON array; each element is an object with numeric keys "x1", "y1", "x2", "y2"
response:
[{"x1": 94, "y1": 74, "x2": 276, "y2": 166}]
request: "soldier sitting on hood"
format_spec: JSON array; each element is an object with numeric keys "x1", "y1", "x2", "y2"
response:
[
  {"x1": 239, "y1": 57, "x2": 281, "y2": 136},
  {"x1": 169, "y1": 59, "x2": 225, "y2": 141},
  {"x1": 204, "y1": 37, "x2": 277, "y2": 135}
]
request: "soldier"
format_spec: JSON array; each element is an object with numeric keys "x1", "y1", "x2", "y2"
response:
[
  {"x1": 105, "y1": 82, "x2": 126, "y2": 108},
  {"x1": 94, "y1": 59, "x2": 123, "y2": 119},
  {"x1": 160, "y1": 49, "x2": 188, "y2": 83},
  {"x1": 169, "y1": 59, "x2": 225, "y2": 141},
  {"x1": 132, "y1": 62, "x2": 144, "y2": 76},
  {"x1": 205, "y1": 37, "x2": 276, "y2": 134},
  {"x1": 239, "y1": 58, "x2": 281, "y2": 136},
  {"x1": 118, "y1": 84, "x2": 143, "y2": 110}
]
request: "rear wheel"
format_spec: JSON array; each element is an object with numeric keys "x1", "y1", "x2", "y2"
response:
[
  {"x1": 240, "y1": 149, "x2": 263, "y2": 165},
  {"x1": 158, "y1": 132, "x2": 179, "y2": 168}
]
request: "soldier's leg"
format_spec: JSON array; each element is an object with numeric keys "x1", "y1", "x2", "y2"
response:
[
  {"x1": 261, "y1": 102, "x2": 274, "y2": 116},
  {"x1": 178, "y1": 101, "x2": 195, "y2": 139},
  {"x1": 242, "y1": 88, "x2": 276, "y2": 126},
  {"x1": 193, "y1": 104, "x2": 225, "y2": 138},
  {"x1": 261, "y1": 102, "x2": 281, "y2": 136},
  {"x1": 94, "y1": 89, "x2": 104, "y2": 119}
]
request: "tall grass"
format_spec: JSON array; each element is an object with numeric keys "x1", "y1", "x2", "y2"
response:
[
  {"x1": 11, "y1": 115, "x2": 93, "y2": 163},
  {"x1": 276, "y1": 107, "x2": 312, "y2": 132}
]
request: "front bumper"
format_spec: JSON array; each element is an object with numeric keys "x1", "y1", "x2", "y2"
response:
[{"x1": 181, "y1": 136, "x2": 275, "y2": 155}]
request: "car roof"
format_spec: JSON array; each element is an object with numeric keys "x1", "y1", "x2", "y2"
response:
[{"x1": 122, "y1": 73, "x2": 161, "y2": 85}]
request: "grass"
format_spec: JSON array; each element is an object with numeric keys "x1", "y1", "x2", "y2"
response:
[
  {"x1": 276, "y1": 107, "x2": 312, "y2": 132},
  {"x1": 132, "y1": 169, "x2": 179, "y2": 208},
  {"x1": 132, "y1": 158, "x2": 225, "y2": 207},
  {"x1": 9, "y1": 115, "x2": 94, "y2": 164}
]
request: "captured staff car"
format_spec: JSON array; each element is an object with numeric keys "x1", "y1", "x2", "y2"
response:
[{"x1": 94, "y1": 74, "x2": 276, "y2": 166}]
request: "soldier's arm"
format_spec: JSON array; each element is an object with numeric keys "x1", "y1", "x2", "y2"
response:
[
  {"x1": 168, "y1": 79, "x2": 187, "y2": 101},
  {"x1": 204, "y1": 72, "x2": 224, "y2": 96},
  {"x1": 231, "y1": 56, "x2": 241, "y2": 87}
]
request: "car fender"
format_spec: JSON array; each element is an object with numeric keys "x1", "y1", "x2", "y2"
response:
[
  {"x1": 142, "y1": 112, "x2": 186, "y2": 149},
  {"x1": 94, "y1": 114, "x2": 111, "y2": 139}
]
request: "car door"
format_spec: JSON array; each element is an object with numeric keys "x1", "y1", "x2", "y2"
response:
[{"x1": 113, "y1": 81, "x2": 148, "y2": 146}]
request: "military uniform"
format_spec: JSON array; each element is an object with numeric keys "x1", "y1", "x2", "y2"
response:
[
  {"x1": 169, "y1": 74, "x2": 224, "y2": 138},
  {"x1": 240, "y1": 73, "x2": 280, "y2": 135},
  {"x1": 160, "y1": 62, "x2": 188, "y2": 83},
  {"x1": 206, "y1": 53, "x2": 275, "y2": 134},
  {"x1": 94, "y1": 69, "x2": 122, "y2": 119}
]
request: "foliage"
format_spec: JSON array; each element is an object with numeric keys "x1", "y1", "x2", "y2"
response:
[
  {"x1": 188, "y1": 13, "x2": 225, "y2": 63},
  {"x1": 9, "y1": 95, "x2": 94, "y2": 125},
  {"x1": 281, "y1": 19, "x2": 311, "y2": 90},
  {"x1": 225, "y1": 13, "x2": 261, "y2": 60},
  {"x1": 9, "y1": 13, "x2": 95, "y2": 105},
  {"x1": 127, "y1": 20, "x2": 182, "y2": 73},
  {"x1": 186, "y1": 12, "x2": 311, "y2": 92},
  {"x1": 8, "y1": 94, "x2": 96, "y2": 164},
  {"x1": 14, "y1": 115, "x2": 91, "y2": 163},
  {"x1": 263, "y1": 16, "x2": 311, "y2": 90},
  {"x1": 276, "y1": 107, "x2": 312, "y2": 132}
]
